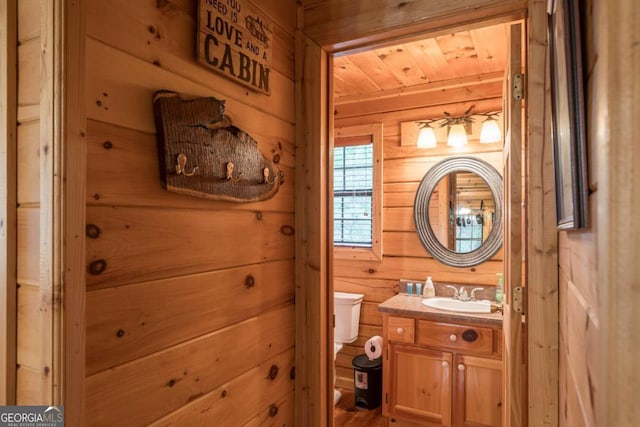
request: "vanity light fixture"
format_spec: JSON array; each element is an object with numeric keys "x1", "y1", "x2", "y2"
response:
[
  {"x1": 479, "y1": 113, "x2": 502, "y2": 143},
  {"x1": 416, "y1": 122, "x2": 437, "y2": 148},
  {"x1": 447, "y1": 122, "x2": 468, "y2": 147},
  {"x1": 415, "y1": 106, "x2": 475, "y2": 148},
  {"x1": 415, "y1": 108, "x2": 502, "y2": 148}
]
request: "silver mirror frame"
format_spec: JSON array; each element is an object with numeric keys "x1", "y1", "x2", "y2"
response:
[{"x1": 414, "y1": 156, "x2": 503, "y2": 267}]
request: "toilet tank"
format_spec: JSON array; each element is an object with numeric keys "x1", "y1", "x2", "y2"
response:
[{"x1": 334, "y1": 291, "x2": 364, "y2": 343}]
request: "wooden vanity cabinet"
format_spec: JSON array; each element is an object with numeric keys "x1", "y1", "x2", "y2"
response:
[
  {"x1": 383, "y1": 314, "x2": 502, "y2": 427},
  {"x1": 455, "y1": 354, "x2": 502, "y2": 427}
]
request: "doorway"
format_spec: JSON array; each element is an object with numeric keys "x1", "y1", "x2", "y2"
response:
[
  {"x1": 295, "y1": 2, "x2": 558, "y2": 426},
  {"x1": 328, "y1": 19, "x2": 519, "y2": 427}
]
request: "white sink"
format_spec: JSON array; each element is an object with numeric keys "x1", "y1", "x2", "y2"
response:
[{"x1": 422, "y1": 297, "x2": 491, "y2": 314}]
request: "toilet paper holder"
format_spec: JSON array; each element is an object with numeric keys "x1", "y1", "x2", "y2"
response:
[{"x1": 365, "y1": 336, "x2": 384, "y2": 360}]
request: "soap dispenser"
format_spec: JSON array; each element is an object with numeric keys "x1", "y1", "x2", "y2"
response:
[
  {"x1": 423, "y1": 276, "x2": 435, "y2": 298},
  {"x1": 495, "y1": 273, "x2": 504, "y2": 303}
]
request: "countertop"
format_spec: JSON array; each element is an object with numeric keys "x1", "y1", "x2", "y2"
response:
[{"x1": 377, "y1": 294, "x2": 503, "y2": 327}]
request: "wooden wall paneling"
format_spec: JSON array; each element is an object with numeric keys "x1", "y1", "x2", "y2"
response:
[
  {"x1": 16, "y1": 284, "x2": 40, "y2": 371},
  {"x1": 85, "y1": 206, "x2": 295, "y2": 289},
  {"x1": 596, "y1": 0, "x2": 640, "y2": 424},
  {"x1": 335, "y1": 81, "x2": 503, "y2": 118},
  {"x1": 39, "y1": 0, "x2": 66, "y2": 404},
  {"x1": 332, "y1": 277, "x2": 398, "y2": 303},
  {"x1": 86, "y1": 259, "x2": 295, "y2": 374},
  {"x1": 383, "y1": 185, "x2": 418, "y2": 207},
  {"x1": 59, "y1": 0, "x2": 86, "y2": 420},
  {"x1": 562, "y1": 278, "x2": 597, "y2": 426},
  {"x1": 334, "y1": 257, "x2": 501, "y2": 287},
  {"x1": 16, "y1": 208, "x2": 39, "y2": 286},
  {"x1": 334, "y1": 98, "x2": 503, "y2": 130},
  {"x1": 148, "y1": 349, "x2": 295, "y2": 427},
  {"x1": 303, "y1": 0, "x2": 526, "y2": 52},
  {"x1": 294, "y1": 29, "x2": 330, "y2": 427},
  {"x1": 85, "y1": 0, "x2": 294, "y2": 122},
  {"x1": 335, "y1": 70, "x2": 504, "y2": 106},
  {"x1": 85, "y1": 305, "x2": 294, "y2": 427},
  {"x1": 243, "y1": 390, "x2": 295, "y2": 427},
  {"x1": 383, "y1": 151, "x2": 503, "y2": 183},
  {"x1": 16, "y1": 121, "x2": 39, "y2": 205},
  {"x1": 557, "y1": 0, "x2": 600, "y2": 423},
  {"x1": 83, "y1": 1, "x2": 295, "y2": 426},
  {"x1": 85, "y1": 120, "x2": 294, "y2": 213},
  {"x1": 17, "y1": 39, "x2": 39, "y2": 107},
  {"x1": 383, "y1": 207, "x2": 416, "y2": 232},
  {"x1": 383, "y1": 230, "x2": 505, "y2": 262},
  {"x1": 360, "y1": 301, "x2": 383, "y2": 326},
  {"x1": 382, "y1": 231, "x2": 427, "y2": 258},
  {"x1": 15, "y1": 366, "x2": 40, "y2": 405},
  {"x1": 152, "y1": 0, "x2": 297, "y2": 76},
  {"x1": 561, "y1": 231, "x2": 597, "y2": 309},
  {"x1": 17, "y1": 0, "x2": 40, "y2": 43},
  {"x1": 85, "y1": 37, "x2": 295, "y2": 153},
  {"x1": 526, "y1": 0, "x2": 559, "y2": 423},
  {"x1": 17, "y1": 106, "x2": 39, "y2": 125},
  {"x1": 0, "y1": 0, "x2": 17, "y2": 404},
  {"x1": 385, "y1": 138, "x2": 504, "y2": 160}
]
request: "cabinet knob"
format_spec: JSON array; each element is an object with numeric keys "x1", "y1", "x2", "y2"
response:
[
  {"x1": 458, "y1": 364, "x2": 465, "y2": 371},
  {"x1": 396, "y1": 327, "x2": 404, "y2": 334},
  {"x1": 442, "y1": 361, "x2": 449, "y2": 368},
  {"x1": 449, "y1": 334, "x2": 457, "y2": 342}
]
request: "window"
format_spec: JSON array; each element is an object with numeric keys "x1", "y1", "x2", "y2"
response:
[
  {"x1": 454, "y1": 213, "x2": 484, "y2": 252},
  {"x1": 333, "y1": 123, "x2": 382, "y2": 260},
  {"x1": 334, "y1": 143, "x2": 373, "y2": 247}
]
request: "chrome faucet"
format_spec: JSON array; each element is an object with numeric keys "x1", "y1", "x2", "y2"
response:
[
  {"x1": 445, "y1": 285, "x2": 459, "y2": 299},
  {"x1": 470, "y1": 287, "x2": 484, "y2": 301},
  {"x1": 457, "y1": 287, "x2": 470, "y2": 301}
]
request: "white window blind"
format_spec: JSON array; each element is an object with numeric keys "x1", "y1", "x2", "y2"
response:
[
  {"x1": 333, "y1": 141, "x2": 373, "y2": 247},
  {"x1": 454, "y1": 214, "x2": 484, "y2": 252}
]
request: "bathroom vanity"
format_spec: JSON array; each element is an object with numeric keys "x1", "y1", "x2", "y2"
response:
[{"x1": 378, "y1": 294, "x2": 503, "y2": 427}]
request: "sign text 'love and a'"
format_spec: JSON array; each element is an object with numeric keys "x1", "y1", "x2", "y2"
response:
[{"x1": 197, "y1": 0, "x2": 273, "y2": 95}]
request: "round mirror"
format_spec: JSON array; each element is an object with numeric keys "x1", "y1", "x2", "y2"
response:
[{"x1": 414, "y1": 156, "x2": 503, "y2": 267}]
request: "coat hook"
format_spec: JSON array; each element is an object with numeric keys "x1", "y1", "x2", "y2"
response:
[
  {"x1": 226, "y1": 161, "x2": 242, "y2": 181},
  {"x1": 175, "y1": 153, "x2": 198, "y2": 176},
  {"x1": 263, "y1": 167, "x2": 275, "y2": 184}
]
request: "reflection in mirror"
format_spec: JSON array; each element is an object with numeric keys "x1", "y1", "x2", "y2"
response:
[
  {"x1": 430, "y1": 172, "x2": 495, "y2": 253},
  {"x1": 414, "y1": 156, "x2": 503, "y2": 268}
]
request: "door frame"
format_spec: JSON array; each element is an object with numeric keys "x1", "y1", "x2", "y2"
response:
[
  {"x1": 0, "y1": 0, "x2": 17, "y2": 405},
  {"x1": 295, "y1": 1, "x2": 558, "y2": 426}
]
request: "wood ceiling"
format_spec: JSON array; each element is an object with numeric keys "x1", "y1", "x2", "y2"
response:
[{"x1": 333, "y1": 23, "x2": 509, "y2": 105}]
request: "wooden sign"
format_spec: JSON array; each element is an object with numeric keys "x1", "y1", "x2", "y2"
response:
[{"x1": 197, "y1": 0, "x2": 273, "y2": 95}]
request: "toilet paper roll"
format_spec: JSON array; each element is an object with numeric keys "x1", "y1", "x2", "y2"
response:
[{"x1": 365, "y1": 335, "x2": 383, "y2": 360}]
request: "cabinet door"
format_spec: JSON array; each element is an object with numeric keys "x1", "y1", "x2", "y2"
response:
[
  {"x1": 386, "y1": 343, "x2": 452, "y2": 426},
  {"x1": 455, "y1": 354, "x2": 502, "y2": 427}
]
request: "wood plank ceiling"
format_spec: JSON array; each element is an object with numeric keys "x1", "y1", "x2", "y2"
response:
[{"x1": 333, "y1": 23, "x2": 508, "y2": 105}]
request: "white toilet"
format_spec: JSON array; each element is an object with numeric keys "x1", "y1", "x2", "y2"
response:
[{"x1": 333, "y1": 291, "x2": 364, "y2": 405}]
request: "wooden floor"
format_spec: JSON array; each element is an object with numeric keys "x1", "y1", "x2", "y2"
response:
[{"x1": 334, "y1": 388, "x2": 388, "y2": 427}]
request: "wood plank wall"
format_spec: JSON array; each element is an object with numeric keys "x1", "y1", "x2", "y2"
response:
[
  {"x1": 558, "y1": 0, "x2": 598, "y2": 424},
  {"x1": 0, "y1": 0, "x2": 17, "y2": 404},
  {"x1": 82, "y1": 0, "x2": 296, "y2": 425},
  {"x1": 6, "y1": 0, "x2": 296, "y2": 425},
  {"x1": 15, "y1": 0, "x2": 45, "y2": 404},
  {"x1": 333, "y1": 89, "x2": 504, "y2": 389}
]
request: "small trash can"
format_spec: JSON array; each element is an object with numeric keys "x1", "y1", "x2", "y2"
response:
[{"x1": 352, "y1": 354, "x2": 382, "y2": 409}]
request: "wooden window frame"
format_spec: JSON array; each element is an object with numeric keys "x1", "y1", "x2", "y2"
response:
[{"x1": 333, "y1": 123, "x2": 383, "y2": 261}]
